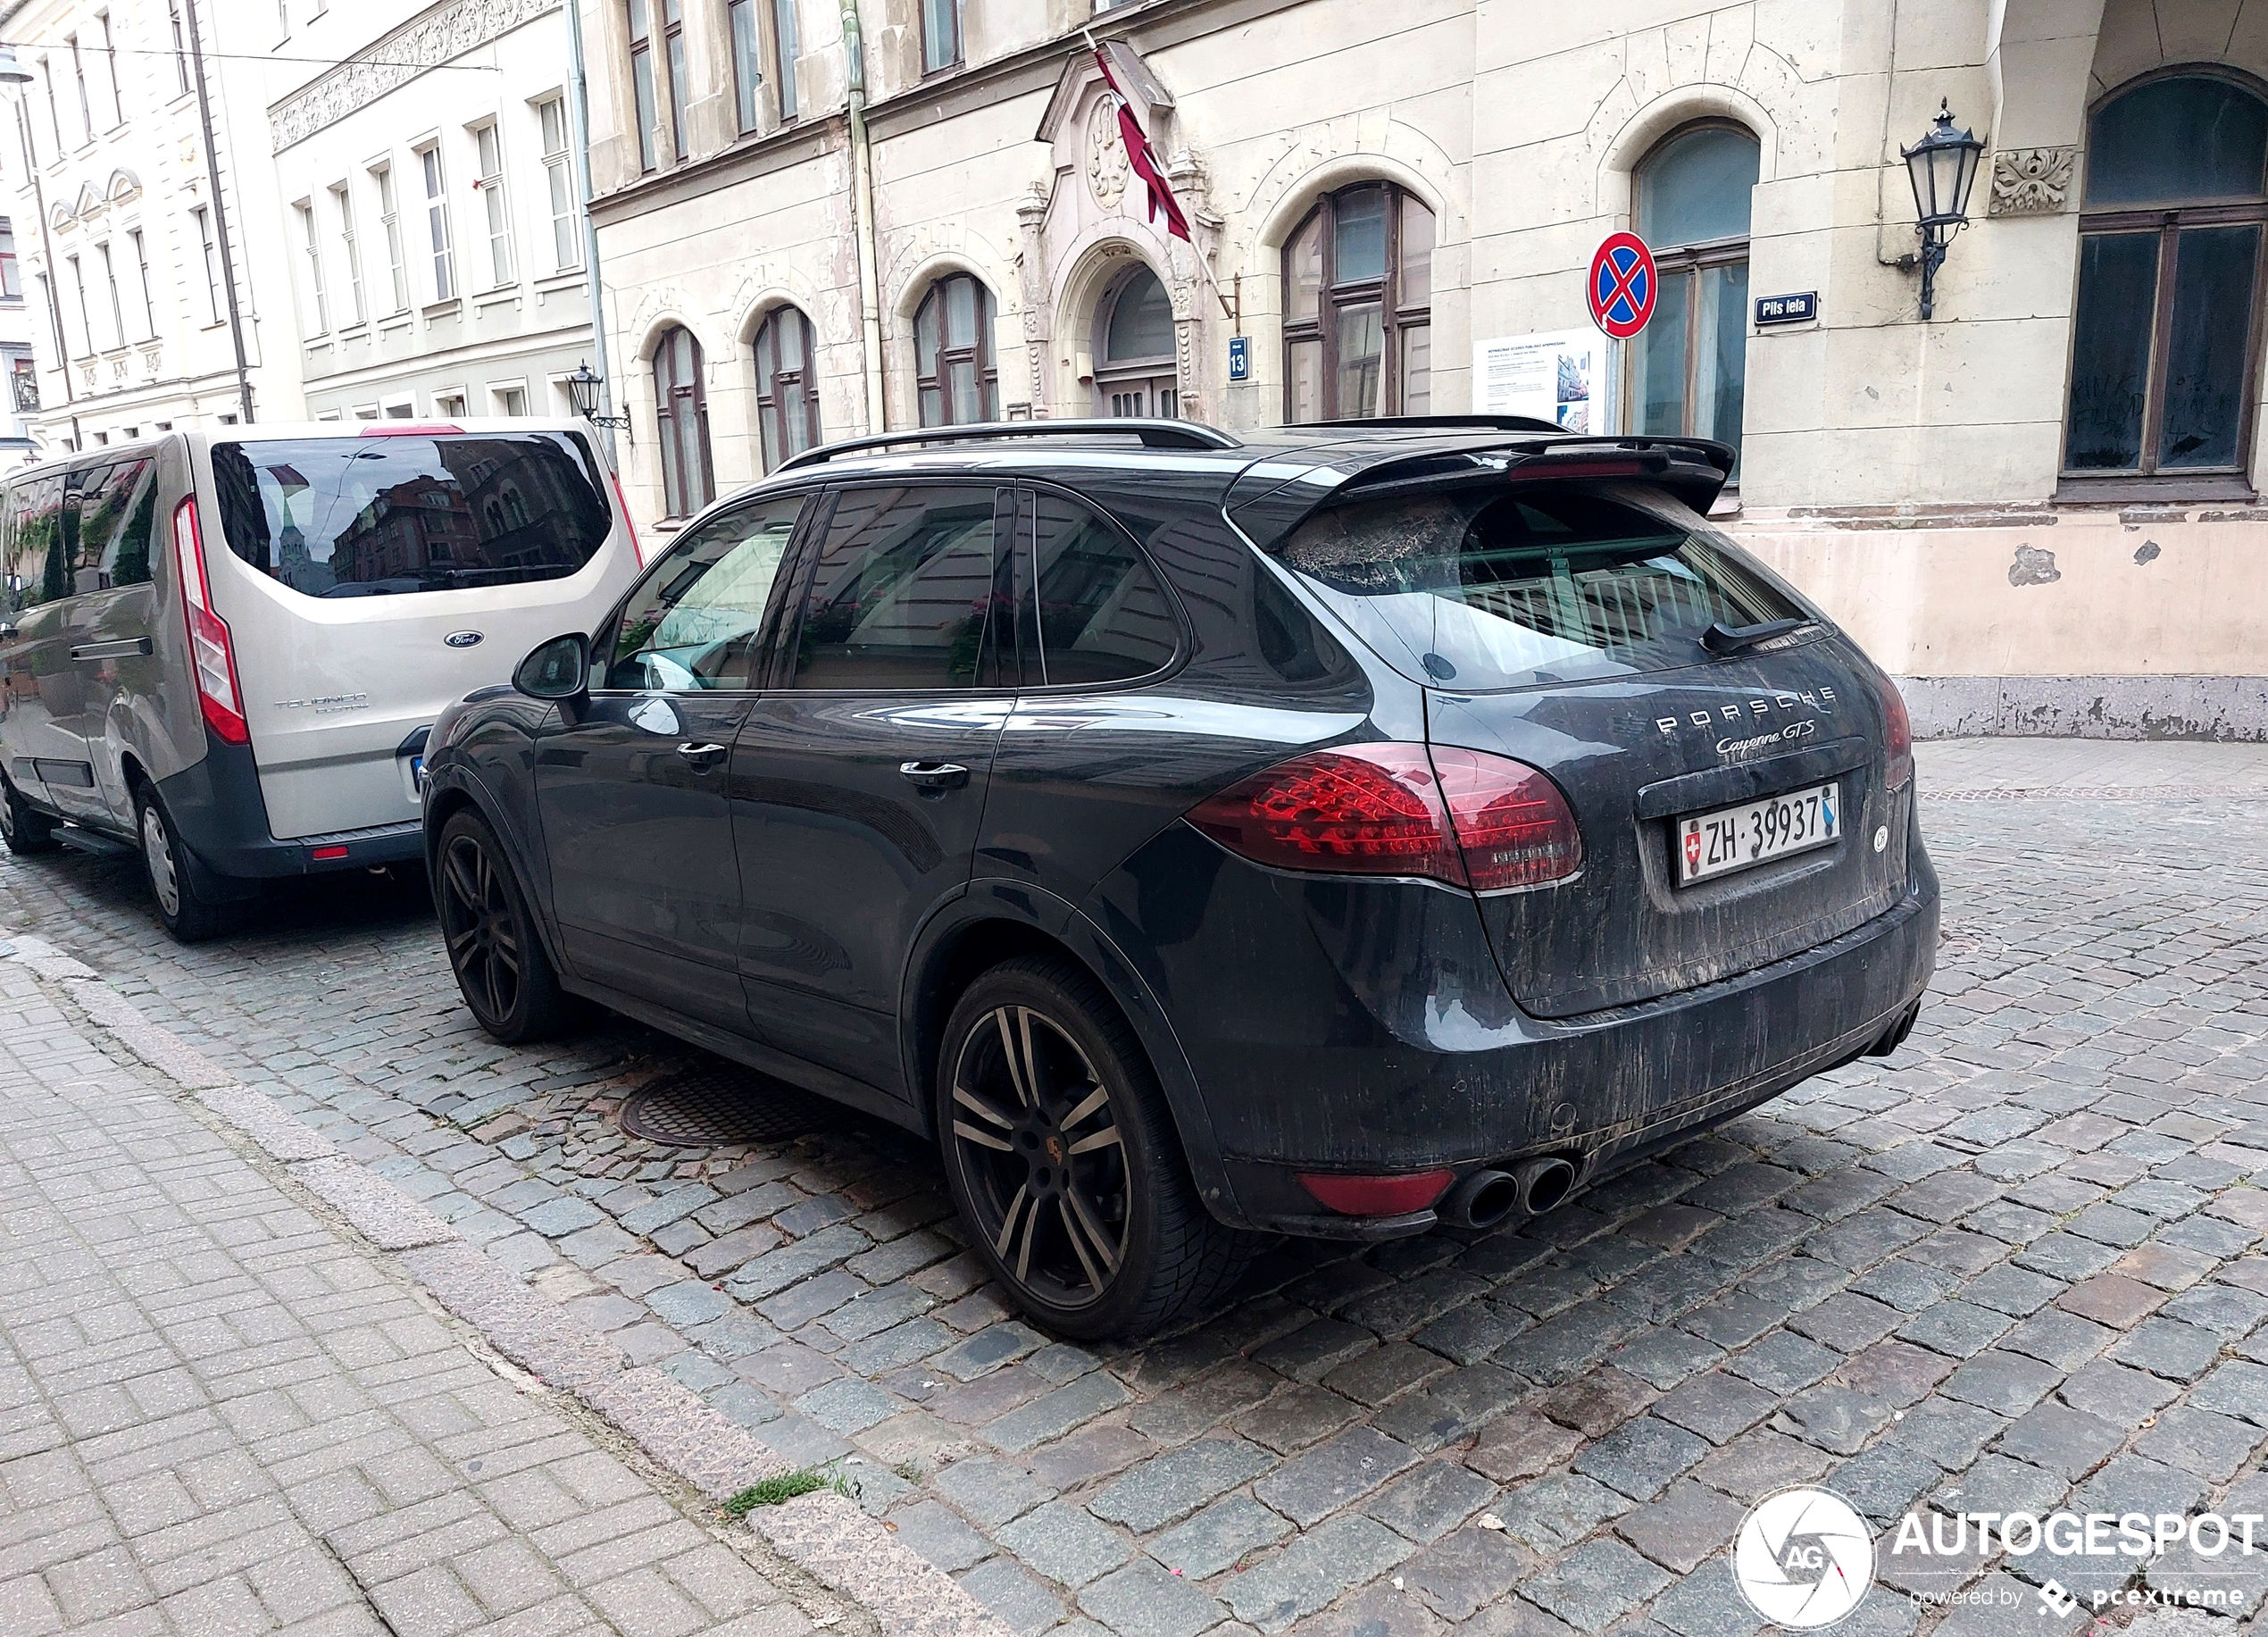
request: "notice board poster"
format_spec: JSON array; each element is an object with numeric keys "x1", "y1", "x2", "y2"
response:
[{"x1": 1472, "y1": 330, "x2": 1605, "y2": 431}]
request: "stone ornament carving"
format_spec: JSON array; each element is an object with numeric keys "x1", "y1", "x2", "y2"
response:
[
  {"x1": 270, "y1": 0, "x2": 551, "y2": 153},
  {"x1": 1087, "y1": 97, "x2": 1130, "y2": 211},
  {"x1": 1989, "y1": 147, "x2": 2078, "y2": 216}
]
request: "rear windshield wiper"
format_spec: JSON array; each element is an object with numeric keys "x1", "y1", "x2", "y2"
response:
[{"x1": 1701, "y1": 616, "x2": 1822, "y2": 656}]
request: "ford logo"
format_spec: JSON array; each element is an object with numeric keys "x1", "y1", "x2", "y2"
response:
[{"x1": 443, "y1": 631, "x2": 484, "y2": 650}]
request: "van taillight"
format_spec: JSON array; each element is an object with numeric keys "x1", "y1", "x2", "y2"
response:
[
  {"x1": 611, "y1": 472, "x2": 645, "y2": 567},
  {"x1": 1875, "y1": 673, "x2": 1913, "y2": 790},
  {"x1": 1187, "y1": 743, "x2": 1580, "y2": 892},
  {"x1": 171, "y1": 497, "x2": 248, "y2": 747}
]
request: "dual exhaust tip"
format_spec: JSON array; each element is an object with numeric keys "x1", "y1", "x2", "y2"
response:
[{"x1": 1438, "y1": 1155, "x2": 1580, "y2": 1231}]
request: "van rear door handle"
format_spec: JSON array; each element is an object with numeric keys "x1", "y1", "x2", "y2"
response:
[
  {"x1": 676, "y1": 741, "x2": 728, "y2": 767},
  {"x1": 899, "y1": 761, "x2": 971, "y2": 790},
  {"x1": 70, "y1": 637, "x2": 153, "y2": 661}
]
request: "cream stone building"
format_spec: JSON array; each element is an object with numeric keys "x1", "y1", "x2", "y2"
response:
[
  {"x1": 0, "y1": 0, "x2": 308, "y2": 446},
  {"x1": 572, "y1": 0, "x2": 2268, "y2": 736}
]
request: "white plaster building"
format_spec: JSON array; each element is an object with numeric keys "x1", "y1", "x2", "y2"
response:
[
  {"x1": 266, "y1": 0, "x2": 597, "y2": 423},
  {"x1": 0, "y1": 0, "x2": 307, "y2": 447},
  {"x1": 572, "y1": 0, "x2": 2268, "y2": 737}
]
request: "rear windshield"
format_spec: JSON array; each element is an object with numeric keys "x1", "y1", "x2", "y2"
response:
[
  {"x1": 1279, "y1": 483, "x2": 1814, "y2": 691},
  {"x1": 212, "y1": 432, "x2": 612, "y2": 598}
]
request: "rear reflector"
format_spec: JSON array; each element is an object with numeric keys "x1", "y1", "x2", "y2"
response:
[
  {"x1": 1188, "y1": 743, "x2": 1580, "y2": 892},
  {"x1": 308, "y1": 844, "x2": 350, "y2": 862},
  {"x1": 171, "y1": 497, "x2": 250, "y2": 747},
  {"x1": 1297, "y1": 1170, "x2": 1455, "y2": 1216},
  {"x1": 1875, "y1": 672, "x2": 1914, "y2": 790},
  {"x1": 359, "y1": 422, "x2": 463, "y2": 436}
]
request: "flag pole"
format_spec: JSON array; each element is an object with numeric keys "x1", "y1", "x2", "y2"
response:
[{"x1": 1087, "y1": 33, "x2": 1236, "y2": 321}]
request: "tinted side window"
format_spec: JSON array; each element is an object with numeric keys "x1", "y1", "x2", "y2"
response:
[
  {"x1": 788, "y1": 485, "x2": 1000, "y2": 691},
  {"x1": 7, "y1": 475, "x2": 66, "y2": 609},
  {"x1": 77, "y1": 458, "x2": 157, "y2": 590},
  {"x1": 1028, "y1": 490, "x2": 1179, "y2": 686},
  {"x1": 603, "y1": 495, "x2": 806, "y2": 691}
]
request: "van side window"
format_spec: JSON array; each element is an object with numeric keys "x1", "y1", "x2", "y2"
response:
[
  {"x1": 7, "y1": 475, "x2": 67, "y2": 608},
  {"x1": 1023, "y1": 491, "x2": 1180, "y2": 687},
  {"x1": 66, "y1": 458, "x2": 156, "y2": 593}
]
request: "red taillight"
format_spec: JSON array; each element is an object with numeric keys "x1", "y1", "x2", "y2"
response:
[
  {"x1": 1876, "y1": 673, "x2": 1913, "y2": 790},
  {"x1": 1432, "y1": 747, "x2": 1583, "y2": 891},
  {"x1": 172, "y1": 497, "x2": 249, "y2": 747},
  {"x1": 612, "y1": 471, "x2": 645, "y2": 567},
  {"x1": 1188, "y1": 743, "x2": 1581, "y2": 891},
  {"x1": 309, "y1": 844, "x2": 350, "y2": 862},
  {"x1": 1298, "y1": 1170, "x2": 1455, "y2": 1216}
]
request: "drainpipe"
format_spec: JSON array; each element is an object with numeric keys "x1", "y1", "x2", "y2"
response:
[
  {"x1": 18, "y1": 98, "x2": 69, "y2": 430},
  {"x1": 180, "y1": 0, "x2": 255, "y2": 423},
  {"x1": 564, "y1": 0, "x2": 621, "y2": 464},
  {"x1": 841, "y1": 0, "x2": 885, "y2": 430}
]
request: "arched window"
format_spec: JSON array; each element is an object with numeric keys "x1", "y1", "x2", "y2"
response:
[
  {"x1": 1630, "y1": 123, "x2": 1759, "y2": 468},
  {"x1": 2066, "y1": 72, "x2": 2268, "y2": 484},
  {"x1": 652, "y1": 324, "x2": 713, "y2": 519},
  {"x1": 914, "y1": 273, "x2": 998, "y2": 426},
  {"x1": 1282, "y1": 183, "x2": 1434, "y2": 422},
  {"x1": 1094, "y1": 264, "x2": 1178, "y2": 418},
  {"x1": 753, "y1": 305, "x2": 822, "y2": 472}
]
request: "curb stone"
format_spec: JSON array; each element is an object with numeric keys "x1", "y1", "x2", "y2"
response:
[{"x1": 17, "y1": 940, "x2": 1016, "y2": 1637}]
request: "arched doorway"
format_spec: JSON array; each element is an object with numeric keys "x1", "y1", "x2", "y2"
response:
[{"x1": 1092, "y1": 265, "x2": 1178, "y2": 418}]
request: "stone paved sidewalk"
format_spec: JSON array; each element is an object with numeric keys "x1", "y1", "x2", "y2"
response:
[
  {"x1": 3, "y1": 739, "x2": 2268, "y2": 1637},
  {"x1": 0, "y1": 956, "x2": 834, "y2": 1637}
]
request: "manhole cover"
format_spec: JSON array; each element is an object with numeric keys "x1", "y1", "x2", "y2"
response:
[{"x1": 620, "y1": 1062, "x2": 834, "y2": 1147}]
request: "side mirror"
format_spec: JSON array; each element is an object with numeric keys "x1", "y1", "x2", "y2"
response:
[{"x1": 513, "y1": 633, "x2": 589, "y2": 700}]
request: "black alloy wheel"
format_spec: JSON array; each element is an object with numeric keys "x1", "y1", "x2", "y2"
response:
[
  {"x1": 436, "y1": 809, "x2": 571, "y2": 1042},
  {"x1": 0, "y1": 773, "x2": 57, "y2": 856},
  {"x1": 938, "y1": 956, "x2": 1255, "y2": 1339}
]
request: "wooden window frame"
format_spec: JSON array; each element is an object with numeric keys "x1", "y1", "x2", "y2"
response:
[
  {"x1": 921, "y1": 0, "x2": 963, "y2": 77},
  {"x1": 754, "y1": 306, "x2": 822, "y2": 472},
  {"x1": 654, "y1": 326, "x2": 714, "y2": 520},
  {"x1": 914, "y1": 274, "x2": 998, "y2": 427},
  {"x1": 1280, "y1": 183, "x2": 1432, "y2": 422},
  {"x1": 1627, "y1": 120, "x2": 1755, "y2": 457},
  {"x1": 771, "y1": 0, "x2": 800, "y2": 119},
  {"x1": 662, "y1": 0, "x2": 688, "y2": 162},
  {"x1": 626, "y1": 0, "x2": 658, "y2": 173}
]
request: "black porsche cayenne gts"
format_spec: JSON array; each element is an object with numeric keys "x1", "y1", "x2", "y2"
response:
[{"x1": 421, "y1": 416, "x2": 1937, "y2": 1339}]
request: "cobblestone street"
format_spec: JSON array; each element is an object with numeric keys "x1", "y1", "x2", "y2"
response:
[{"x1": 5, "y1": 739, "x2": 2268, "y2": 1637}]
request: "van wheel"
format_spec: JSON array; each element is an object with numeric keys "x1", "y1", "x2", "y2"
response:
[
  {"x1": 136, "y1": 789, "x2": 227, "y2": 942},
  {"x1": 0, "y1": 775, "x2": 58, "y2": 856},
  {"x1": 436, "y1": 809, "x2": 571, "y2": 1043},
  {"x1": 937, "y1": 956, "x2": 1255, "y2": 1341}
]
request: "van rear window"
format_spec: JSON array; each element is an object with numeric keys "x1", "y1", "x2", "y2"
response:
[
  {"x1": 1279, "y1": 483, "x2": 1814, "y2": 691},
  {"x1": 211, "y1": 433, "x2": 612, "y2": 597}
]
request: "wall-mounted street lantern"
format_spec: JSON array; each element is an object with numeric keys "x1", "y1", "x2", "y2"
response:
[
  {"x1": 1902, "y1": 100, "x2": 1986, "y2": 320},
  {"x1": 567, "y1": 362, "x2": 630, "y2": 430},
  {"x1": 0, "y1": 46, "x2": 35, "y2": 86}
]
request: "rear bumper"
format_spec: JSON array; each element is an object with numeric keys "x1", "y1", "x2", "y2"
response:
[
  {"x1": 155, "y1": 738, "x2": 426, "y2": 890},
  {"x1": 1090, "y1": 821, "x2": 1939, "y2": 1237}
]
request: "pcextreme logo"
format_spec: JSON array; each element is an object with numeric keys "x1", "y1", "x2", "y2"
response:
[{"x1": 1731, "y1": 1487, "x2": 1876, "y2": 1629}]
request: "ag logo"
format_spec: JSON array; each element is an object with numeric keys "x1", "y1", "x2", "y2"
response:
[{"x1": 1731, "y1": 1487, "x2": 1874, "y2": 1628}]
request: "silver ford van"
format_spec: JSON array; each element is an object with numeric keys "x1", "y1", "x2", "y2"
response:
[{"x1": 0, "y1": 420, "x2": 643, "y2": 940}]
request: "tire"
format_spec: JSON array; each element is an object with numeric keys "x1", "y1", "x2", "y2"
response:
[
  {"x1": 0, "y1": 773, "x2": 58, "y2": 856},
  {"x1": 435, "y1": 808, "x2": 572, "y2": 1043},
  {"x1": 135, "y1": 786, "x2": 229, "y2": 942},
  {"x1": 937, "y1": 956, "x2": 1255, "y2": 1341}
]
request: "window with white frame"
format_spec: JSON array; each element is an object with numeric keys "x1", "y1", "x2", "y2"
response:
[
  {"x1": 419, "y1": 142, "x2": 455, "y2": 301},
  {"x1": 96, "y1": 14, "x2": 121, "y2": 127},
  {"x1": 65, "y1": 35, "x2": 89, "y2": 148},
  {"x1": 64, "y1": 254, "x2": 90, "y2": 355},
  {"x1": 473, "y1": 122, "x2": 513, "y2": 287},
  {"x1": 128, "y1": 228, "x2": 153, "y2": 337},
  {"x1": 331, "y1": 182, "x2": 364, "y2": 324},
  {"x1": 372, "y1": 162, "x2": 408, "y2": 313},
  {"x1": 296, "y1": 201, "x2": 328, "y2": 335},
  {"x1": 0, "y1": 221, "x2": 19, "y2": 303},
  {"x1": 538, "y1": 97, "x2": 579, "y2": 271},
  {"x1": 39, "y1": 61, "x2": 62, "y2": 156},
  {"x1": 496, "y1": 384, "x2": 528, "y2": 415},
  {"x1": 168, "y1": 0, "x2": 190, "y2": 97},
  {"x1": 192, "y1": 206, "x2": 222, "y2": 323},
  {"x1": 96, "y1": 239, "x2": 123, "y2": 349}
]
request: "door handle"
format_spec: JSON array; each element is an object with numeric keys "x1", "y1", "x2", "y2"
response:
[
  {"x1": 70, "y1": 637, "x2": 153, "y2": 662},
  {"x1": 899, "y1": 760, "x2": 971, "y2": 791},
  {"x1": 677, "y1": 741, "x2": 728, "y2": 767}
]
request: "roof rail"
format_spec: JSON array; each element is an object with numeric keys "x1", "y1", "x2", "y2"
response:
[
  {"x1": 776, "y1": 417, "x2": 1241, "y2": 472},
  {"x1": 1313, "y1": 413, "x2": 1569, "y2": 436}
]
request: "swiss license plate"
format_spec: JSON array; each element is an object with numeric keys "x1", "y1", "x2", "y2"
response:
[{"x1": 1677, "y1": 781, "x2": 1840, "y2": 885}]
